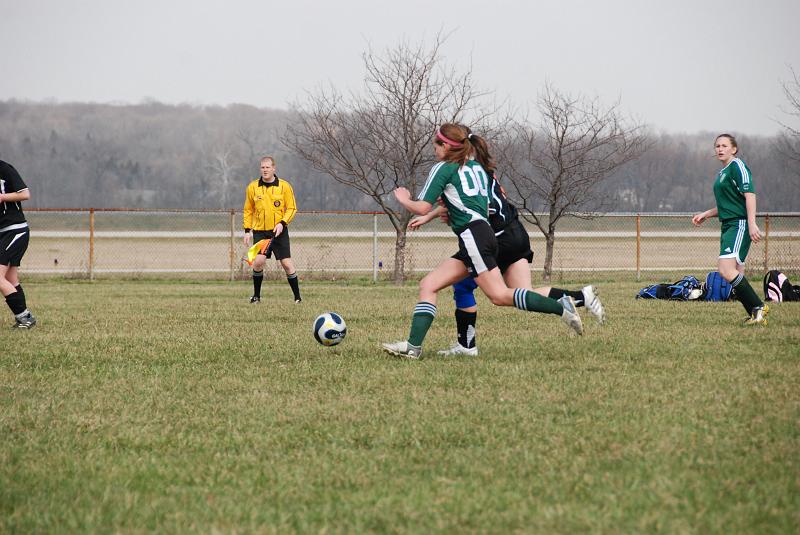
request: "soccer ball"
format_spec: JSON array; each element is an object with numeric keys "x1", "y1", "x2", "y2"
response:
[{"x1": 313, "y1": 312, "x2": 347, "y2": 346}]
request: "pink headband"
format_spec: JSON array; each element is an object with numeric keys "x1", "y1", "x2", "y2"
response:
[{"x1": 436, "y1": 129, "x2": 463, "y2": 148}]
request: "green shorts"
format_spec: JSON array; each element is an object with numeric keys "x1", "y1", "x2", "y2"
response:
[{"x1": 719, "y1": 219, "x2": 751, "y2": 265}]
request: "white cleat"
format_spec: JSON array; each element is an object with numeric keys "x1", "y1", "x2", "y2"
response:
[
  {"x1": 382, "y1": 340, "x2": 423, "y2": 360},
  {"x1": 582, "y1": 285, "x2": 606, "y2": 325},
  {"x1": 437, "y1": 343, "x2": 478, "y2": 357},
  {"x1": 558, "y1": 295, "x2": 584, "y2": 336}
]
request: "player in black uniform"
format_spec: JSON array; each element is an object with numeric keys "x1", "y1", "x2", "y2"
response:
[
  {"x1": 411, "y1": 168, "x2": 605, "y2": 356},
  {"x1": 0, "y1": 160, "x2": 36, "y2": 328}
]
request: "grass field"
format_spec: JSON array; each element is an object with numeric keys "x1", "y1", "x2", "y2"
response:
[{"x1": 1, "y1": 278, "x2": 798, "y2": 533}]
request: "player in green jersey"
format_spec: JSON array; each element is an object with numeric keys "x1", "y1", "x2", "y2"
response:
[
  {"x1": 382, "y1": 124, "x2": 584, "y2": 359},
  {"x1": 692, "y1": 134, "x2": 768, "y2": 325}
]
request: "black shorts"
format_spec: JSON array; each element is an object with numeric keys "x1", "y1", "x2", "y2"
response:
[
  {"x1": 0, "y1": 224, "x2": 30, "y2": 267},
  {"x1": 495, "y1": 219, "x2": 534, "y2": 272},
  {"x1": 452, "y1": 220, "x2": 498, "y2": 275},
  {"x1": 253, "y1": 229, "x2": 291, "y2": 260}
]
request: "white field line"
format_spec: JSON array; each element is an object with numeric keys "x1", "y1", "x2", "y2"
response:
[{"x1": 30, "y1": 230, "x2": 800, "y2": 239}]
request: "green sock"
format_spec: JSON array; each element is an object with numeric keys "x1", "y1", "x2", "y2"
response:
[
  {"x1": 513, "y1": 288, "x2": 563, "y2": 316},
  {"x1": 731, "y1": 274, "x2": 763, "y2": 314},
  {"x1": 408, "y1": 302, "x2": 436, "y2": 347}
]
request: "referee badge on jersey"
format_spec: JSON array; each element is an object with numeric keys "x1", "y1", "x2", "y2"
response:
[{"x1": 274, "y1": 200, "x2": 281, "y2": 207}]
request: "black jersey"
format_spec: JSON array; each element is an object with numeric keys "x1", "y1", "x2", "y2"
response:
[
  {"x1": 0, "y1": 160, "x2": 28, "y2": 228},
  {"x1": 487, "y1": 172, "x2": 519, "y2": 233}
]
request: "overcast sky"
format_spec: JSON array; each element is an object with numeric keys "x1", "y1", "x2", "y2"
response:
[{"x1": 2, "y1": 0, "x2": 799, "y2": 136}]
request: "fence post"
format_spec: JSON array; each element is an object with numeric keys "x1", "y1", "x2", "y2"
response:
[
  {"x1": 230, "y1": 209, "x2": 236, "y2": 282},
  {"x1": 89, "y1": 208, "x2": 95, "y2": 281},
  {"x1": 636, "y1": 213, "x2": 641, "y2": 281},
  {"x1": 763, "y1": 214, "x2": 770, "y2": 272},
  {"x1": 373, "y1": 213, "x2": 378, "y2": 283}
]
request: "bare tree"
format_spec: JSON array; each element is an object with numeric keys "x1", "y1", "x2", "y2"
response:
[
  {"x1": 776, "y1": 67, "x2": 800, "y2": 173},
  {"x1": 499, "y1": 85, "x2": 649, "y2": 281},
  {"x1": 282, "y1": 34, "x2": 495, "y2": 283},
  {"x1": 204, "y1": 145, "x2": 236, "y2": 209}
]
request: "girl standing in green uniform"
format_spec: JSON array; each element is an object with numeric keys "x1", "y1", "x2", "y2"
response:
[{"x1": 692, "y1": 134, "x2": 768, "y2": 324}]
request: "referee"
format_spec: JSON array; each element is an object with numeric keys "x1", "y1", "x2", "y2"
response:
[
  {"x1": 243, "y1": 156, "x2": 302, "y2": 304},
  {"x1": 0, "y1": 160, "x2": 36, "y2": 328}
]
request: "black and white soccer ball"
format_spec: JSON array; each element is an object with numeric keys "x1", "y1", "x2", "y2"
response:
[{"x1": 313, "y1": 312, "x2": 347, "y2": 346}]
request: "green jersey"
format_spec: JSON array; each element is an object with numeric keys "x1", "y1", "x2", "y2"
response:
[
  {"x1": 418, "y1": 160, "x2": 490, "y2": 233},
  {"x1": 713, "y1": 158, "x2": 755, "y2": 221}
]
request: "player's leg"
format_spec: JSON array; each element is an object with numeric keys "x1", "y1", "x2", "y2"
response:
[
  {"x1": 503, "y1": 259, "x2": 533, "y2": 290},
  {"x1": 250, "y1": 253, "x2": 266, "y2": 303},
  {"x1": 383, "y1": 258, "x2": 468, "y2": 359},
  {"x1": 274, "y1": 231, "x2": 301, "y2": 303},
  {"x1": 719, "y1": 220, "x2": 766, "y2": 323},
  {"x1": 439, "y1": 277, "x2": 479, "y2": 357},
  {"x1": 500, "y1": 221, "x2": 598, "y2": 324},
  {"x1": 475, "y1": 268, "x2": 582, "y2": 335},
  {"x1": 1, "y1": 230, "x2": 35, "y2": 328},
  {"x1": 2, "y1": 267, "x2": 34, "y2": 328},
  {"x1": 540, "y1": 284, "x2": 606, "y2": 324},
  {"x1": 279, "y1": 257, "x2": 301, "y2": 303},
  {"x1": 249, "y1": 230, "x2": 271, "y2": 303}
]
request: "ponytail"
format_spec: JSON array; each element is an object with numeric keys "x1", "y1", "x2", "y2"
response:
[{"x1": 437, "y1": 123, "x2": 496, "y2": 174}]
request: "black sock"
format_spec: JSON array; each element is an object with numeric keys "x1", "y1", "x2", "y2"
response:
[
  {"x1": 548, "y1": 288, "x2": 585, "y2": 307},
  {"x1": 5, "y1": 291, "x2": 26, "y2": 316},
  {"x1": 730, "y1": 274, "x2": 763, "y2": 314},
  {"x1": 455, "y1": 309, "x2": 477, "y2": 348},
  {"x1": 287, "y1": 273, "x2": 301, "y2": 301},
  {"x1": 252, "y1": 270, "x2": 263, "y2": 298}
]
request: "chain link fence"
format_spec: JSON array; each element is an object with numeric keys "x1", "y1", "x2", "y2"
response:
[{"x1": 22, "y1": 209, "x2": 800, "y2": 280}]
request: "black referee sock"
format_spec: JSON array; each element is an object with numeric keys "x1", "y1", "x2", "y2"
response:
[
  {"x1": 252, "y1": 270, "x2": 264, "y2": 298},
  {"x1": 5, "y1": 291, "x2": 26, "y2": 316},
  {"x1": 548, "y1": 288, "x2": 585, "y2": 307},
  {"x1": 730, "y1": 274, "x2": 763, "y2": 314},
  {"x1": 455, "y1": 309, "x2": 477, "y2": 349},
  {"x1": 287, "y1": 272, "x2": 301, "y2": 301}
]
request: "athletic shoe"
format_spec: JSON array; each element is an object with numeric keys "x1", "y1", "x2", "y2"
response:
[
  {"x1": 294, "y1": 298, "x2": 302, "y2": 304},
  {"x1": 249, "y1": 296, "x2": 261, "y2": 304},
  {"x1": 744, "y1": 304, "x2": 769, "y2": 326},
  {"x1": 12, "y1": 313, "x2": 36, "y2": 329},
  {"x1": 382, "y1": 340, "x2": 422, "y2": 360},
  {"x1": 582, "y1": 285, "x2": 606, "y2": 324},
  {"x1": 558, "y1": 295, "x2": 583, "y2": 335},
  {"x1": 437, "y1": 343, "x2": 478, "y2": 357}
]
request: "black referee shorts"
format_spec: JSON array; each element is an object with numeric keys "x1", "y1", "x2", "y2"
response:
[{"x1": 253, "y1": 229, "x2": 292, "y2": 260}]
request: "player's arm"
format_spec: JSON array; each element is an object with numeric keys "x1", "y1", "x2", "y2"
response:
[
  {"x1": 243, "y1": 183, "x2": 255, "y2": 245},
  {"x1": 0, "y1": 189, "x2": 30, "y2": 203},
  {"x1": 0, "y1": 162, "x2": 30, "y2": 203},
  {"x1": 692, "y1": 207, "x2": 717, "y2": 226},
  {"x1": 275, "y1": 182, "x2": 297, "y2": 237},
  {"x1": 745, "y1": 192, "x2": 761, "y2": 242},
  {"x1": 409, "y1": 205, "x2": 446, "y2": 229},
  {"x1": 394, "y1": 187, "x2": 432, "y2": 215}
]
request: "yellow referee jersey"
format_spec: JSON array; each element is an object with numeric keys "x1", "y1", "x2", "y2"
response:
[{"x1": 243, "y1": 177, "x2": 297, "y2": 231}]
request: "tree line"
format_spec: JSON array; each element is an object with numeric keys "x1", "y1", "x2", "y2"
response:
[{"x1": 1, "y1": 101, "x2": 796, "y2": 213}]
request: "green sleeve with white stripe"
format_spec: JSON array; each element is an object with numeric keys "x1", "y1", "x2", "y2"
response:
[
  {"x1": 732, "y1": 160, "x2": 755, "y2": 194},
  {"x1": 419, "y1": 163, "x2": 454, "y2": 204}
]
